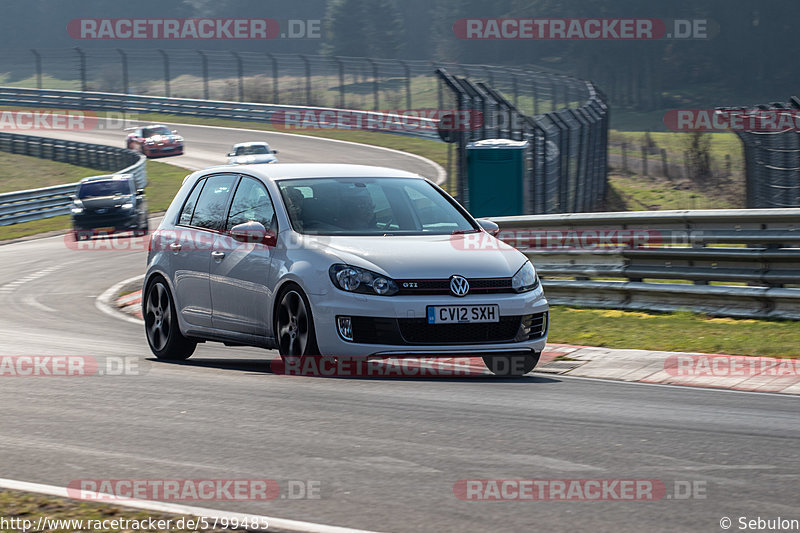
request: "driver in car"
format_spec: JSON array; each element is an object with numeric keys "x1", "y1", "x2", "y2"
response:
[{"x1": 339, "y1": 190, "x2": 376, "y2": 230}]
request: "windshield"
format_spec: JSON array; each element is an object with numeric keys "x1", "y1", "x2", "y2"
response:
[
  {"x1": 235, "y1": 145, "x2": 269, "y2": 155},
  {"x1": 142, "y1": 126, "x2": 171, "y2": 137},
  {"x1": 78, "y1": 180, "x2": 131, "y2": 199},
  {"x1": 278, "y1": 177, "x2": 476, "y2": 236}
]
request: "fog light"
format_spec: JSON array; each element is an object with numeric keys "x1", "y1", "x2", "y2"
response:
[{"x1": 337, "y1": 316, "x2": 353, "y2": 342}]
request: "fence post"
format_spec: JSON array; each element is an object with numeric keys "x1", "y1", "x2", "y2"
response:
[
  {"x1": 31, "y1": 49, "x2": 42, "y2": 89},
  {"x1": 661, "y1": 148, "x2": 669, "y2": 179},
  {"x1": 116, "y1": 49, "x2": 129, "y2": 94},
  {"x1": 157, "y1": 49, "x2": 170, "y2": 97},
  {"x1": 231, "y1": 51, "x2": 244, "y2": 101},
  {"x1": 641, "y1": 145, "x2": 648, "y2": 177},
  {"x1": 621, "y1": 142, "x2": 628, "y2": 173},
  {"x1": 511, "y1": 69, "x2": 519, "y2": 107},
  {"x1": 334, "y1": 57, "x2": 345, "y2": 108},
  {"x1": 400, "y1": 60, "x2": 412, "y2": 110},
  {"x1": 300, "y1": 54, "x2": 311, "y2": 105},
  {"x1": 265, "y1": 53, "x2": 278, "y2": 104},
  {"x1": 367, "y1": 58, "x2": 379, "y2": 110},
  {"x1": 74, "y1": 47, "x2": 87, "y2": 92},
  {"x1": 197, "y1": 50, "x2": 209, "y2": 100}
]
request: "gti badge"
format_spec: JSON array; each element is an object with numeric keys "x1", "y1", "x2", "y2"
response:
[{"x1": 449, "y1": 275, "x2": 469, "y2": 297}]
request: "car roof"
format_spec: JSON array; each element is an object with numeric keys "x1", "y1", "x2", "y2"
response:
[
  {"x1": 232, "y1": 141, "x2": 269, "y2": 147},
  {"x1": 79, "y1": 174, "x2": 132, "y2": 184},
  {"x1": 191, "y1": 163, "x2": 425, "y2": 181}
]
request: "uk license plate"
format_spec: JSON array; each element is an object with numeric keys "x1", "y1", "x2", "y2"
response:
[{"x1": 427, "y1": 305, "x2": 500, "y2": 324}]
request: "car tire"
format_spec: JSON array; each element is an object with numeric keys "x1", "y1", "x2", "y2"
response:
[
  {"x1": 144, "y1": 277, "x2": 196, "y2": 360},
  {"x1": 275, "y1": 284, "x2": 320, "y2": 362},
  {"x1": 73, "y1": 229, "x2": 90, "y2": 241},
  {"x1": 134, "y1": 219, "x2": 148, "y2": 237},
  {"x1": 483, "y1": 352, "x2": 540, "y2": 377}
]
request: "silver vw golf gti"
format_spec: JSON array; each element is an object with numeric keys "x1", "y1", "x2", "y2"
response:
[{"x1": 143, "y1": 164, "x2": 548, "y2": 376}]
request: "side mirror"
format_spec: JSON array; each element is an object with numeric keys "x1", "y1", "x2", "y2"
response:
[
  {"x1": 171, "y1": 130, "x2": 177, "y2": 134},
  {"x1": 477, "y1": 218, "x2": 500, "y2": 236},
  {"x1": 136, "y1": 188, "x2": 145, "y2": 196},
  {"x1": 271, "y1": 149, "x2": 278, "y2": 154},
  {"x1": 230, "y1": 221, "x2": 277, "y2": 246},
  {"x1": 227, "y1": 152, "x2": 235, "y2": 157},
  {"x1": 69, "y1": 194, "x2": 76, "y2": 201}
]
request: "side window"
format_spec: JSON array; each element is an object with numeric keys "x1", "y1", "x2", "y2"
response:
[
  {"x1": 226, "y1": 177, "x2": 276, "y2": 231},
  {"x1": 189, "y1": 174, "x2": 236, "y2": 231},
  {"x1": 178, "y1": 178, "x2": 205, "y2": 226}
]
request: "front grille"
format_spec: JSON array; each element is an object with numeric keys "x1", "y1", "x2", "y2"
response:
[
  {"x1": 74, "y1": 212, "x2": 135, "y2": 228},
  {"x1": 348, "y1": 312, "x2": 547, "y2": 346},
  {"x1": 398, "y1": 316, "x2": 522, "y2": 344},
  {"x1": 396, "y1": 277, "x2": 514, "y2": 295}
]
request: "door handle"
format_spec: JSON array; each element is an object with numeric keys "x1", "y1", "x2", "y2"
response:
[
  {"x1": 169, "y1": 242, "x2": 182, "y2": 252},
  {"x1": 211, "y1": 251, "x2": 226, "y2": 260}
]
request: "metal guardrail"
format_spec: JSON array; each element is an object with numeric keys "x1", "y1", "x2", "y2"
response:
[
  {"x1": 0, "y1": 87, "x2": 440, "y2": 141},
  {"x1": 0, "y1": 132, "x2": 146, "y2": 226},
  {"x1": 490, "y1": 209, "x2": 800, "y2": 319}
]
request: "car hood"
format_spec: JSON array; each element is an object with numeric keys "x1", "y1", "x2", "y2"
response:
[
  {"x1": 301, "y1": 233, "x2": 527, "y2": 279},
  {"x1": 229, "y1": 154, "x2": 278, "y2": 165},
  {"x1": 79, "y1": 196, "x2": 130, "y2": 209},
  {"x1": 147, "y1": 134, "x2": 181, "y2": 143}
]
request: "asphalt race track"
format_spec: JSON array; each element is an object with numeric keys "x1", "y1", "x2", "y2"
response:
[{"x1": 0, "y1": 122, "x2": 798, "y2": 532}]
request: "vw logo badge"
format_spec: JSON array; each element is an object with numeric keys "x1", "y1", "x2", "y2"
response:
[{"x1": 449, "y1": 275, "x2": 469, "y2": 297}]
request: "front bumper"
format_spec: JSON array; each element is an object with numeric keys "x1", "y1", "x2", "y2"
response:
[
  {"x1": 72, "y1": 210, "x2": 140, "y2": 231},
  {"x1": 309, "y1": 286, "x2": 549, "y2": 357},
  {"x1": 144, "y1": 144, "x2": 183, "y2": 156}
]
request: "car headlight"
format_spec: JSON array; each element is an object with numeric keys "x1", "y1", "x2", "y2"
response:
[
  {"x1": 329, "y1": 264, "x2": 399, "y2": 296},
  {"x1": 121, "y1": 202, "x2": 133, "y2": 209},
  {"x1": 71, "y1": 199, "x2": 84, "y2": 214},
  {"x1": 512, "y1": 261, "x2": 539, "y2": 293}
]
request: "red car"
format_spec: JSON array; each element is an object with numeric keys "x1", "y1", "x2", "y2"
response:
[{"x1": 125, "y1": 124, "x2": 184, "y2": 157}]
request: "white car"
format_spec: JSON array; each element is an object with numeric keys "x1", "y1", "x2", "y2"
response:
[
  {"x1": 227, "y1": 142, "x2": 278, "y2": 165},
  {"x1": 143, "y1": 163, "x2": 548, "y2": 376}
]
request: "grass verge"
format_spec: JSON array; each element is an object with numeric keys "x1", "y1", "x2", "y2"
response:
[
  {"x1": 0, "y1": 489, "x2": 242, "y2": 532},
  {"x1": 548, "y1": 306, "x2": 800, "y2": 358},
  {"x1": 0, "y1": 160, "x2": 188, "y2": 242},
  {"x1": 0, "y1": 152, "x2": 99, "y2": 194}
]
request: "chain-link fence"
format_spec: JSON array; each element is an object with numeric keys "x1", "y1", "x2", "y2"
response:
[
  {"x1": 0, "y1": 47, "x2": 608, "y2": 213},
  {"x1": 1, "y1": 48, "x2": 585, "y2": 117},
  {"x1": 436, "y1": 68, "x2": 608, "y2": 214},
  {"x1": 719, "y1": 101, "x2": 800, "y2": 208}
]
